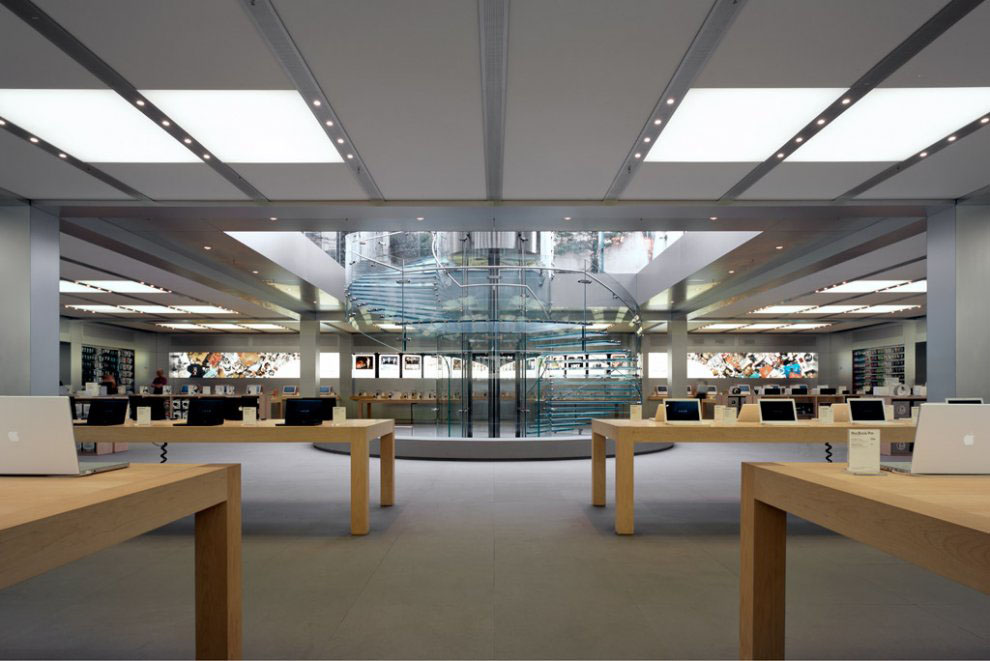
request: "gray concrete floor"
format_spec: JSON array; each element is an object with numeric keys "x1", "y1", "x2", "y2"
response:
[{"x1": 1, "y1": 441, "x2": 987, "y2": 659}]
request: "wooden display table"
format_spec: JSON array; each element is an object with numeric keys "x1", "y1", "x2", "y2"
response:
[
  {"x1": 0, "y1": 463, "x2": 241, "y2": 659},
  {"x1": 739, "y1": 462, "x2": 989, "y2": 659},
  {"x1": 590, "y1": 418, "x2": 916, "y2": 535},
  {"x1": 351, "y1": 396, "x2": 439, "y2": 420},
  {"x1": 73, "y1": 419, "x2": 394, "y2": 536}
]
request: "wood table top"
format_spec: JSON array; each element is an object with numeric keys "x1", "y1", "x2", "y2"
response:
[
  {"x1": 591, "y1": 418, "x2": 916, "y2": 443},
  {"x1": 72, "y1": 418, "x2": 395, "y2": 443}
]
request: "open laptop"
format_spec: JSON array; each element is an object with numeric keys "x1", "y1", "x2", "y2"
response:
[
  {"x1": 849, "y1": 398, "x2": 889, "y2": 425},
  {"x1": 759, "y1": 398, "x2": 797, "y2": 424},
  {"x1": 76, "y1": 398, "x2": 128, "y2": 426},
  {"x1": 278, "y1": 398, "x2": 324, "y2": 426},
  {"x1": 663, "y1": 399, "x2": 702, "y2": 425},
  {"x1": 175, "y1": 397, "x2": 226, "y2": 426},
  {"x1": 0, "y1": 397, "x2": 128, "y2": 476},
  {"x1": 882, "y1": 403, "x2": 990, "y2": 474},
  {"x1": 946, "y1": 397, "x2": 984, "y2": 404}
]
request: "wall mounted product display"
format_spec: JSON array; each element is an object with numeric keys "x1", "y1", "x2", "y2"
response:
[
  {"x1": 687, "y1": 352, "x2": 818, "y2": 379},
  {"x1": 81, "y1": 345, "x2": 135, "y2": 391},
  {"x1": 402, "y1": 354, "x2": 422, "y2": 379},
  {"x1": 852, "y1": 345, "x2": 905, "y2": 391},
  {"x1": 169, "y1": 352, "x2": 340, "y2": 379}
]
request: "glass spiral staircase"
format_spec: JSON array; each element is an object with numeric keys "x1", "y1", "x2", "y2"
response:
[{"x1": 344, "y1": 231, "x2": 642, "y2": 438}]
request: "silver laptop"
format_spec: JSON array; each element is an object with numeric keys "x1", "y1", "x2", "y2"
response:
[
  {"x1": 0, "y1": 396, "x2": 128, "y2": 476},
  {"x1": 881, "y1": 403, "x2": 990, "y2": 474},
  {"x1": 663, "y1": 398, "x2": 703, "y2": 425},
  {"x1": 759, "y1": 398, "x2": 798, "y2": 425}
]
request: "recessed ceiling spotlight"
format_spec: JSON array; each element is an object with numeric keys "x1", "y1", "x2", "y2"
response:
[
  {"x1": 634, "y1": 152, "x2": 642, "y2": 159},
  {"x1": 982, "y1": 117, "x2": 990, "y2": 124},
  {"x1": 653, "y1": 118, "x2": 662, "y2": 125},
  {"x1": 416, "y1": 216, "x2": 425, "y2": 221},
  {"x1": 252, "y1": 270, "x2": 259, "y2": 274},
  {"x1": 183, "y1": 137, "x2": 192, "y2": 144},
  {"x1": 161, "y1": 119, "x2": 170, "y2": 127},
  {"x1": 135, "y1": 99, "x2": 145, "y2": 106},
  {"x1": 666, "y1": 98, "x2": 675, "y2": 105},
  {"x1": 0, "y1": 119, "x2": 6, "y2": 125},
  {"x1": 203, "y1": 245, "x2": 212, "y2": 250},
  {"x1": 29, "y1": 136, "x2": 39, "y2": 143},
  {"x1": 947, "y1": 135, "x2": 957, "y2": 142},
  {"x1": 563, "y1": 216, "x2": 572, "y2": 221},
  {"x1": 919, "y1": 151, "x2": 928, "y2": 157},
  {"x1": 58, "y1": 152, "x2": 67, "y2": 158},
  {"x1": 841, "y1": 97, "x2": 851, "y2": 105},
  {"x1": 346, "y1": 153, "x2": 354, "y2": 159},
  {"x1": 776, "y1": 152, "x2": 785, "y2": 158},
  {"x1": 312, "y1": 99, "x2": 321, "y2": 107},
  {"x1": 775, "y1": 245, "x2": 783, "y2": 250},
  {"x1": 795, "y1": 136, "x2": 803, "y2": 143},
  {"x1": 269, "y1": 216, "x2": 277, "y2": 221},
  {"x1": 728, "y1": 269, "x2": 735, "y2": 274},
  {"x1": 643, "y1": 137, "x2": 651, "y2": 143},
  {"x1": 202, "y1": 153, "x2": 211, "y2": 159},
  {"x1": 709, "y1": 216, "x2": 718, "y2": 221},
  {"x1": 336, "y1": 138, "x2": 344, "y2": 144},
  {"x1": 816, "y1": 118, "x2": 826, "y2": 125},
  {"x1": 325, "y1": 120, "x2": 334, "y2": 126}
]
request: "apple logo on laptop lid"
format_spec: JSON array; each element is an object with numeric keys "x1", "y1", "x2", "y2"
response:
[
  {"x1": 7, "y1": 431, "x2": 20, "y2": 443},
  {"x1": 964, "y1": 433, "x2": 975, "y2": 447}
]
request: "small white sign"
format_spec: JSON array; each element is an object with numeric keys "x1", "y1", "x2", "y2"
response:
[
  {"x1": 241, "y1": 407, "x2": 257, "y2": 426},
  {"x1": 629, "y1": 404, "x2": 642, "y2": 421},
  {"x1": 333, "y1": 406, "x2": 347, "y2": 422},
  {"x1": 847, "y1": 428, "x2": 881, "y2": 474},
  {"x1": 911, "y1": 406, "x2": 920, "y2": 423},
  {"x1": 85, "y1": 382, "x2": 99, "y2": 396},
  {"x1": 136, "y1": 406, "x2": 151, "y2": 426},
  {"x1": 722, "y1": 406, "x2": 737, "y2": 424},
  {"x1": 820, "y1": 406, "x2": 834, "y2": 424}
]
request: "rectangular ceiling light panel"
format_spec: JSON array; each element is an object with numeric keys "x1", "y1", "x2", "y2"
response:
[
  {"x1": 174, "y1": 305, "x2": 236, "y2": 314},
  {"x1": 240, "y1": 323, "x2": 288, "y2": 330},
  {"x1": 0, "y1": 90, "x2": 197, "y2": 163},
  {"x1": 884, "y1": 280, "x2": 926, "y2": 293},
  {"x1": 752, "y1": 305, "x2": 814, "y2": 314},
  {"x1": 806, "y1": 305, "x2": 865, "y2": 314},
  {"x1": 702, "y1": 323, "x2": 746, "y2": 330},
  {"x1": 156, "y1": 323, "x2": 209, "y2": 330},
  {"x1": 200, "y1": 323, "x2": 246, "y2": 330},
  {"x1": 66, "y1": 304, "x2": 132, "y2": 313},
  {"x1": 740, "y1": 323, "x2": 784, "y2": 330},
  {"x1": 78, "y1": 280, "x2": 167, "y2": 293},
  {"x1": 780, "y1": 323, "x2": 830, "y2": 330},
  {"x1": 143, "y1": 91, "x2": 342, "y2": 163},
  {"x1": 121, "y1": 305, "x2": 183, "y2": 314},
  {"x1": 848, "y1": 305, "x2": 921, "y2": 314},
  {"x1": 646, "y1": 88, "x2": 842, "y2": 162},
  {"x1": 790, "y1": 88, "x2": 990, "y2": 162},
  {"x1": 820, "y1": 280, "x2": 907, "y2": 293},
  {"x1": 59, "y1": 281, "x2": 103, "y2": 293}
]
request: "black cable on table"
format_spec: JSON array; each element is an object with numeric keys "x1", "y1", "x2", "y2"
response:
[{"x1": 824, "y1": 442, "x2": 833, "y2": 463}]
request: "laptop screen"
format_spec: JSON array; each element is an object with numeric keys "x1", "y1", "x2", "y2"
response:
[
  {"x1": 791, "y1": 385, "x2": 808, "y2": 395},
  {"x1": 763, "y1": 386, "x2": 782, "y2": 395},
  {"x1": 946, "y1": 398, "x2": 983, "y2": 404},
  {"x1": 285, "y1": 398, "x2": 323, "y2": 425},
  {"x1": 737, "y1": 385, "x2": 751, "y2": 394},
  {"x1": 849, "y1": 399, "x2": 886, "y2": 421},
  {"x1": 759, "y1": 399, "x2": 796, "y2": 422},
  {"x1": 187, "y1": 398, "x2": 226, "y2": 425},
  {"x1": 86, "y1": 399, "x2": 128, "y2": 426},
  {"x1": 665, "y1": 399, "x2": 700, "y2": 422},
  {"x1": 819, "y1": 387, "x2": 836, "y2": 395}
]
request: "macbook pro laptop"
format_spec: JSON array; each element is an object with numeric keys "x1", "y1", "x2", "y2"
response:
[
  {"x1": 0, "y1": 396, "x2": 128, "y2": 476},
  {"x1": 175, "y1": 397, "x2": 226, "y2": 426},
  {"x1": 763, "y1": 386, "x2": 782, "y2": 396},
  {"x1": 76, "y1": 398, "x2": 128, "y2": 426},
  {"x1": 882, "y1": 403, "x2": 990, "y2": 474},
  {"x1": 849, "y1": 398, "x2": 889, "y2": 425},
  {"x1": 663, "y1": 399, "x2": 702, "y2": 425},
  {"x1": 759, "y1": 398, "x2": 797, "y2": 424},
  {"x1": 278, "y1": 398, "x2": 324, "y2": 426}
]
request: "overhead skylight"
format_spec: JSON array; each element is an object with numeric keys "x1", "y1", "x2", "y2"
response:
[
  {"x1": 200, "y1": 323, "x2": 246, "y2": 330},
  {"x1": 156, "y1": 323, "x2": 209, "y2": 330},
  {"x1": 847, "y1": 305, "x2": 921, "y2": 314},
  {"x1": 78, "y1": 280, "x2": 168, "y2": 293},
  {"x1": 143, "y1": 90, "x2": 342, "y2": 163},
  {"x1": 65, "y1": 304, "x2": 131, "y2": 313},
  {"x1": 59, "y1": 281, "x2": 103, "y2": 293},
  {"x1": 701, "y1": 323, "x2": 746, "y2": 330},
  {"x1": 240, "y1": 323, "x2": 289, "y2": 331},
  {"x1": 884, "y1": 280, "x2": 927, "y2": 293},
  {"x1": 0, "y1": 90, "x2": 197, "y2": 163},
  {"x1": 752, "y1": 305, "x2": 814, "y2": 314},
  {"x1": 819, "y1": 280, "x2": 907, "y2": 293},
  {"x1": 646, "y1": 88, "x2": 841, "y2": 162},
  {"x1": 790, "y1": 88, "x2": 990, "y2": 161},
  {"x1": 120, "y1": 305, "x2": 183, "y2": 314},
  {"x1": 173, "y1": 305, "x2": 236, "y2": 314},
  {"x1": 806, "y1": 305, "x2": 865, "y2": 314}
]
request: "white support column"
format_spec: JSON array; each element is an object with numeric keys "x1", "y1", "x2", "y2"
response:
[
  {"x1": 0, "y1": 205, "x2": 59, "y2": 395},
  {"x1": 337, "y1": 332, "x2": 354, "y2": 416},
  {"x1": 299, "y1": 318, "x2": 320, "y2": 397},
  {"x1": 927, "y1": 205, "x2": 990, "y2": 401},
  {"x1": 668, "y1": 316, "x2": 688, "y2": 397}
]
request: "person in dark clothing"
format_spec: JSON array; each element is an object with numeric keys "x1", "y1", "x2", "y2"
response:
[{"x1": 152, "y1": 369, "x2": 168, "y2": 394}]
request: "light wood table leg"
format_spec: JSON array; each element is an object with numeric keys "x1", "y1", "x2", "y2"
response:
[
  {"x1": 592, "y1": 432, "x2": 606, "y2": 506},
  {"x1": 614, "y1": 438, "x2": 635, "y2": 535},
  {"x1": 740, "y1": 464, "x2": 786, "y2": 660},
  {"x1": 195, "y1": 465, "x2": 242, "y2": 660},
  {"x1": 380, "y1": 432, "x2": 395, "y2": 507},
  {"x1": 350, "y1": 436, "x2": 370, "y2": 535}
]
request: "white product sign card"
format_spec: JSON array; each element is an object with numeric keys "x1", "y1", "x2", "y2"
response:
[
  {"x1": 333, "y1": 406, "x2": 347, "y2": 422},
  {"x1": 241, "y1": 407, "x2": 257, "y2": 426},
  {"x1": 629, "y1": 404, "x2": 642, "y2": 421},
  {"x1": 847, "y1": 428, "x2": 881, "y2": 474},
  {"x1": 136, "y1": 406, "x2": 151, "y2": 426}
]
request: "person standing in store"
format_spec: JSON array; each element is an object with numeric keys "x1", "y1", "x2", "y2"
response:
[
  {"x1": 151, "y1": 369, "x2": 168, "y2": 394},
  {"x1": 100, "y1": 371, "x2": 118, "y2": 395}
]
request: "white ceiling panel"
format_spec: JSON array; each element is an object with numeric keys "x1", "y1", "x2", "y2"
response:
[
  {"x1": 856, "y1": 126, "x2": 990, "y2": 199},
  {"x1": 36, "y1": 0, "x2": 292, "y2": 89},
  {"x1": 740, "y1": 163, "x2": 890, "y2": 200},
  {"x1": 273, "y1": 0, "x2": 485, "y2": 199},
  {"x1": 0, "y1": 132, "x2": 131, "y2": 200},
  {"x1": 695, "y1": 0, "x2": 947, "y2": 86},
  {"x1": 231, "y1": 164, "x2": 367, "y2": 200},
  {"x1": 0, "y1": 6, "x2": 103, "y2": 88},
  {"x1": 99, "y1": 164, "x2": 250, "y2": 201},
  {"x1": 883, "y1": 1, "x2": 990, "y2": 87},
  {"x1": 621, "y1": 163, "x2": 753, "y2": 200},
  {"x1": 503, "y1": 0, "x2": 711, "y2": 199}
]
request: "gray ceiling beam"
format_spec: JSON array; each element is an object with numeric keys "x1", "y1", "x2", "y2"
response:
[
  {"x1": 603, "y1": 0, "x2": 747, "y2": 200},
  {"x1": 478, "y1": 0, "x2": 509, "y2": 200},
  {"x1": 1, "y1": 0, "x2": 268, "y2": 202},
  {"x1": 721, "y1": 0, "x2": 986, "y2": 201},
  {"x1": 0, "y1": 118, "x2": 150, "y2": 200},
  {"x1": 239, "y1": 0, "x2": 384, "y2": 202},
  {"x1": 958, "y1": 182, "x2": 990, "y2": 204},
  {"x1": 835, "y1": 110, "x2": 990, "y2": 201}
]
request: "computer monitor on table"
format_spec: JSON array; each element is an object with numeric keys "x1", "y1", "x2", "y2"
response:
[
  {"x1": 180, "y1": 398, "x2": 226, "y2": 426},
  {"x1": 319, "y1": 385, "x2": 331, "y2": 394},
  {"x1": 763, "y1": 386, "x2": 782, "y2": 396},
  {"x1": 279, "y1": 398, "x2": 323, "y2": 426},
  {"x1": 819, "y1": 387, "x2": 837, "y2": 395},
  {"x1": 282, "y1": 385, "x2": 298, "y2": 396},
  {"x1": 946, "y1": 397, "x2": 984, "y2": 404},
  {"x1": 655, "y1": 386, "x2": 668, "y2": 395},
  {"x1": 705, "y1": 385, "x2": 718, "y2": 394},
  {"x1": 663, "y1": 399, "x2": 702, "y2": 424},
  {"x1": 790, "y1": 385, "x2": 809, "y2": 395},
  {"x1": 849, "y1": 398, "x2": 888, "y2": 424},
  {"x1": 80, "y1": 398, "x2": 128, "y2": 426},
  {"x1": 759, "y1": 398, "x2": 797, "y2": 424},
  {"x1": 736, "y1": 385, "x2": 751, "y2": 395}
]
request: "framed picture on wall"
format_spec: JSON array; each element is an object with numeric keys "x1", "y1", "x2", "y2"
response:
[
  {"x1": 353, "y1": 354, "x2": 376, "y2": 378},
  {"x1": 402, "y1": 354, "x2": 422, "y2": 379},
  {"x1": 379, "y1": 354, "x2": 400, "y2": 378}
]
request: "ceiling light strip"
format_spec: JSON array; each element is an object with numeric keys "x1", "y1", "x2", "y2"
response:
[
  {"x1": 0, "y1": 116, "x2": 150, "y2": 200},
  {"x1": 478, "y1": 0, "x2": 509, "y2": 200},
  {"x1": 0, "y1": 0, "x2": 267, "y2": 202},
  {"x1": 603, "y1": 0, "x2": 747, "y2": 200},
  {"x1": 835, "y1": 110, "x2": 990, "y2": 200},
  {"x1": 720, "y1": 0, "x2": 985, "y2": 200},
  {"x1": 239, "y1": 0, "x2": 384, "y2": 201}
]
